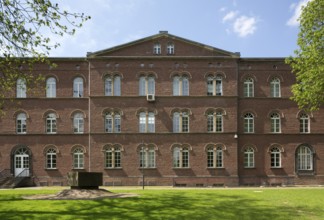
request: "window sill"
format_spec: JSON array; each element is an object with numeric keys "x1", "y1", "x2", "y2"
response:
[
  {"x1": 270, "y1": 167, "x2": 283, "y2": 169},
  {"x1": 244, "y1": 167, "x2": 256, "y2": 169},
  {"x1": 45, "y1": 168, "x2": 58, "y2": 171},
  {"x1": 172, "y1": 167, "x2": 191, "y2": 169},
  {"x1": 207, "y1": 167, "x2": 225, "y2": 169},
  {"x1": 138, "y1": 167, "x2": 157, "y2": 169},
  {"x1": 72, "y1": 168, "x2": 85, "y2": 170},
  {"x1": 104, "y1": 167, "x2": 123, "y2": 170}
]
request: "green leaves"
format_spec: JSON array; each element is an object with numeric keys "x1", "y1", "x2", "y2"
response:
[{"x1": 286, "y1": 0, "x2": 324, "y2": 112}]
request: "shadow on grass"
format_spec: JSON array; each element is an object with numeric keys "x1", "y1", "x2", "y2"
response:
[{"x1": 0, "y1": 190, "x2": 321, "y2": 220}]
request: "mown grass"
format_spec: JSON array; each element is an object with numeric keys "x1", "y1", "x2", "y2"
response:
[{"x1": 0, "y1": 187, "x2": 323, "y2": 220}]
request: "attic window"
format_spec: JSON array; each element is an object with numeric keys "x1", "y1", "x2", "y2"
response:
[
  {"x1": 153, "y1": 43, "x2": 161, "y2": 55},
  {"x1": 167, "y1": 42, "x2": 174, "y2": 55}
]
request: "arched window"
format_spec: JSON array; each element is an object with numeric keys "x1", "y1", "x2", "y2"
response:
[
  {"x1": 207, "y1": 145, "x2": 224, "y2": 168},
  {"x1": 46, "y1": 77, "x2": 56, "y2": 98},
  {"x1": 243, "y1": 77, "x2": 254, "y2": 97},
  {"x1": 73, "y1": 147, "x2": 84, "y2": 169},
  {"x1": 270, "y1": 77, "x2": 281, "y2": 97},
  {"x1": 105, "y1": 112, "x2": 121, "y2": 133},
  {"x1": 207, "y1": 111, "x2": 223, "y2": 132},
  {"x1": 207, "y1": 75, "x2": 223, "y2": 96},
  {"x1": 270, "y1": 112, "x2": 281, "y2": 133},
  {"x1": 244, "y1": 113, "x2": 254, "y2": 133},
  {"x1": 46, "y1": 113, "x2": 57, "y2": 134},
  {"x1": 153, "y1": 43, "x2": 161, "y2": 55},
  {"x1": 299, "y1": 113, "x2": 310, "y2": 133},
  {"x1": 296, "y1": 145, "x2": 313, "y2": 171},
  {"x1": 73, "y1": 77, "x2": 83, "y2": 97},
  {"x1": 140, "y1": 145, "x2": 156, "y2": 168},
  {"x1": 104, "y1": 146, "x2": 121, "y2": 168},
  {"x1": 73, "y1": 113, "x2": 84, "y2": 134},
  {"x1": 139, "y1": 111, "x2": 155, "y2": 133},
  {"x1": 173, "y1": 111, "x2": 189, "y2": 133},
  {"x1": 244, "y1": 146, "x2": 255, "y2": 168},
  {"x1": 17, "y1": 78, "x2": 27, "y2": 98},
  {"x1": 139, "y1": 76, "x2": 155, "y2": 96},
  {"x1": 105, "y1": 75, "x2": 121, "y2": 96},
  {"x1": 173, "y1": 146, "x2": 190, "y2": 168},
  {"x1": 16, "y1": 113, "x2": 27, "y2": 134},
  {"x1": 173, "y1": 75, "x2": 189, "y2": 96},
  {"x1": 46, "y1": 147, "x2": 57, "y2": 169},
  {"x1": 270, "y1": 147, "x2": 281, "y2": 168}
]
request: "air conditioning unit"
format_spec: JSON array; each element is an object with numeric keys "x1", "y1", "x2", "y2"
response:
[{"x1": 147, "y1": 94, "x2": 155, "y2": 102}]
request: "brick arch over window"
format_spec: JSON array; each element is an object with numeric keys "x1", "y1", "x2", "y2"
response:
[
  {"x1": 240, "y1": 73, "x2": 257, "y2": 82},
  {"x1": 43, "y1": 145, "x2": 59, "y2": 155},
  {"x1": 204, "y1": 143, "x2": 227, "y2": 151},
  {"x1": 135, "y1": 108, "x2": 158, "y2": 116},
  {"x1": 267, "y1": 74, "x2": 284, "y2": 83},
  {"x1": 12, "y1": 110, "x2": 30, "y2": 119},
  {"x1": 101, "y1": 71, "x2": 124, "y2": 80},
  {"x1": 102, "y1": 108, "x2": 123, "y2": 117},
  {"x1": 296, "y1": 110, "x2": 313, "y2": 119},
  {"x1": 204, "y1": 107, "x2": 227, "y2": 116},
  {"x1": 204, "y1": 71, "x2": 227, "y2": 79},
  {"x1": 102, "y1": 143, "x2": 124, "y2": 152},
  {"x1": 70, "y1": 145, "x2": 86, "y2": 154},
  {"x1": 70, "y1": 110, "x2": 87, "y2": 119},
  {"x1": 45, "y1": 74, "x2": 60, "y2": 82},
  {"x1": 136, "y1": 71, "x2": 158, "y2": 79},
  {"x1": 71, "y1": 74, "x2": 87, "y2": 83},
  {"x1": 42, "y1": 109, "x2": 59, "y2": 119},
  {"x1": 241, "y1": 109, "x2": 257, "y2": 118},
  {"x1": 169, "y1": 71, "x2": 192, "y2": 79},
  {"x1": 241, "y1": 144, "x2": 258, "y2": 152},
  {"x1": 136, "y1": 143, "x2": 158, "y2": 152},
  {"x1": 169, "y1": 108, "x2": 192, "y2": 116},
  {"x1": 267, "y1": 110, "x2": 284, "y2": 118},
  {"x1": 267, "y1": 144, "x2": 284, "y2": 153},
  {"x1": 170, "y1": 143, "x2": 192, "y2": 152}
]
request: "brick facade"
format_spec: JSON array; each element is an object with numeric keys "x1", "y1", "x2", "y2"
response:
[{"x1": 0, "y1": 31, "x2": 323, "y2": 187}]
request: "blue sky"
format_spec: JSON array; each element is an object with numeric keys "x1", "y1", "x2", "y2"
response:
[{"x1": 49, "y1": 0, "x2": 309, "y2": 58}]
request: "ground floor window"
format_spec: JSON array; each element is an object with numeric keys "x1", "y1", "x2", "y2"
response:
[
  {"x1": 73, "y1": 147, "x2": 84, "y2": 169},
  {"x1": 140, "y1": 145, "x2": 156, "y2": 168},
  {"x1": 173, "y1": 146, "x2": 190, "y2": 168},
  {"x1": 105, "y1": 146, "x2": 121, "y2": 168},
  {"x1": 46, "y1": 148, "x2": 57, "y2": 169},
  {"x1": 296, "y1": 145, "x2": 313, "y2": 171}
]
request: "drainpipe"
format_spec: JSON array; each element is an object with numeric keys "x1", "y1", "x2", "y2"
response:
[{"x1": 87, "y1": 58, "x2": 91, "y2": 172}]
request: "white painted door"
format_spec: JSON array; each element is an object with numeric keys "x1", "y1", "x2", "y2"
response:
[{"x1": 14, "y1": 154, "x2": 29, "y2": 177}]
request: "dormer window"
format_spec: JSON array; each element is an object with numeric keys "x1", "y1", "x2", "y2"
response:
[
  {"x1": 167, "y1": 42, "x2": 174, "y2": 55},
  {"x1": 153, "y1": 43, "x2": 161, "y2": 55}
]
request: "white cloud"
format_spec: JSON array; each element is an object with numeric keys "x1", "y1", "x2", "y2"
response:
[
  {"x1": 222, "y1": 11, "x2": 239, "y2": 23},
  {"x1": 287, "y1": 0, "x2": 311, "y2": 26},
  {"x1": 233, "y1": 16, "x2": 257, "y2": 37}
]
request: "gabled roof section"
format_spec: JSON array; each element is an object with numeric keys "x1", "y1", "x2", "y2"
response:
[{"x1": 87, "y1": 31, "x2": 240, "y2": 58}]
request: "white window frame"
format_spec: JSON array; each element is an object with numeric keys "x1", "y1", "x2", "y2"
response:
[
  {"x1": 46, "y1": 148, "x2": 57, "y2": 169},
  {"x1": 299, "y1": 113, "x2": 310, "y2": 133},
  {"x1": 270, "y1": 113, "x2": 281, "y2": 133},
  {"x1": 140, "y1": 146, "x2": 156, "y2": 168},
  {"x1": 73, "y1": 147, "x2": 84, "y2": 169},
  {"x1": 207, "y1": 75, "x2": 223, "y2": 96},
  {"x1": 207, "y1": 145, "x2": 223, "y2": 168},
  {"x1": 46, "y1": 113, "x2": 57, "y2": 134},
  {"x1": 73, "y1": 77, "x2": 84, "y2": 98},
  {"x1": 139, "y1": 112, "x2": 155, "y2": 133},
  {"x1": 17, "y1": 78, "x2": 27, "y2": 98},
  {"x1": 139, "y1": 76, "x2": 155, "y2": 96},
  {"x1": 270, "y1": 147, "x2": 281, "y2": 168},
  {"x1": 105, "y1": 146, "x2": 121, "y2": 168},
  {"x1": 244, "y1": 113, "x2": 254, "y2": 133},
  {"x1": 16, "y1": 113, "x2": 27, "y2": 134},
  {"x1": 173, "y1": 146, "x2": 189, "y2": 168},
  {"x1": 153, "y1": 43, "x2": 161, "y2": 55},
  {"x1": 105, "y1": 113, "x2": 121, "y2": 133},
  {"x1": 244, "y1": 77, "x2": 254, "y2": 97},
  {"x1": 270, "y1": 77, "x2": 281, "y2": 97},
  {"x1": 167, "y1": 42, "x2": 174, "y2": 54},
  {"x1": 297, "y1": 145, "x2": 313, "y2": 171},
  {"x1": 244, "y1": 147, "x2": 255, "y2": 168},
  {"x1": 173, "y1": 111, "x2": 189, "y2": 133},
  {"x1": 73, "y1": 113, "x2": 84, "y2": 134},
  {"x1": 46, "y1": 77, "x2": 56, "y2": 98},
  {"x1": 105, "y1": 75, "x2": 121, "y2": 96}
]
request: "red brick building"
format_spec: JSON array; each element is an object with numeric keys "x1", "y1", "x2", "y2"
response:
[{"x1": 1, "y1": 31, "x2": 323, "y2": 187}]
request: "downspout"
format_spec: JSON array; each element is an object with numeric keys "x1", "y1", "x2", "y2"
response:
[{"x1": 87, "y1": 58, "x2": 91, "y2": 172}]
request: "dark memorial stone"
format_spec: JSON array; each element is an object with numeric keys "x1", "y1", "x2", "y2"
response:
[{"x1": 67, "y1": 172, "x2": 103, "y2": 189}]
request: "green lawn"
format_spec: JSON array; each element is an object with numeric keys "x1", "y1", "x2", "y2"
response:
[{"x1": 0, "y1": 187, "x2": 323, "y2": 220}]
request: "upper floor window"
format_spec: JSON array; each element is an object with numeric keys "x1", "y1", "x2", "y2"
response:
[
  {"x1": 270, "y1": 112, "x2": 281, "y2": 133},
  {"x1": 73, "y1": 113, "x2": 84, "y2": 134},
  {"x1": 73, "y1": 77, "x2": 84, "y2": 98},
  {"x1": 16, "y1": 113, "x2": 27, "y2": 134},
  {"x1": 244, "y1": 146, "x2": 255, "y2": 168},
  {"x1": 173, "y1": 75, "x2": 189, "y2": 96},
  {"x1": 153, "y1": 43, "x2": 161, "y2": 55},
  {"x1": 299, "y1": 113, "x2": 310, "y2": 133},
  {"x1": 46, "y1": 113, "x2": 57, "y2": 134},
  {"x1": 243, "y1": 77, "x2": 254, "y2": 97},
  {"x1": 105, "y1": 112, "x2": 121, "y2": 133},
  {"x1": 105, "y1": 75, "x2": 121, "y2": 96},
  {"x1": 72, "y1": 147, "x2": 84, "y2": 169},
  {"x1": 139, "y1": 76, "x2": 155, "y2": 96},
  {"x1": 207, "y1": 111, "x2": 224, "y2": 133},
  {"x1": 104, "y1": 145, "x2": 122, "y2": 168},
  {"x1": 207, "y1": 75, "x2": 223, "y2": 96},
  {"x1": 16, "y1": 78, "x2": 26, "y2": 98},
  {"x1": 140, "y1": 145, "x2": 156, "y2": 168},
  {"x1": 173, "y1": 145, "x2": 190, "y2": 168},
  {"x1": 296, "y1": 145, "x2": 313, "y2": 171},
  {"x1": 270, "y1": 77, "x2": 281, "y2": 97},
  {"x1": 139, "y1": 111, "x2": 155, "y2": 133},
  {"x1": 167, "y1": 42, "x2": 174, "y2": 55},
  {"x1": 46, "y1": 147, "x2": 57, "y2": 169},
  {"x1": 46, "y1": 77, "x2": 56, "y2": 98},
  {"x1": 270, "y1": 146, "x2": 281, "y2": 168},
  {"x1": 244, "y1": 113, "x2": 254, "y2": 133},
  {"x1": 173, "y1": 111, "x2": 189, "y2": 133},
  {"x1": 207, "y1": 145, "x2": 224, "y2": 168}
]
